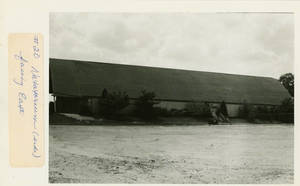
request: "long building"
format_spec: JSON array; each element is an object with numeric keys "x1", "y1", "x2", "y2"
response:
[{"x1": 49, "y1": 58, "x2": 291, "y2": 117}]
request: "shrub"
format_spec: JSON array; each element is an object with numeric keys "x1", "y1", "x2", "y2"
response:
[
  {"x1": 98, "y1": 91, "x2": 130, "y2": 119},
  {"x1": 239, "y1": 103, "x2": 274, "y2": 122},
  {"x1": 154, "y1": 107, "x2": 188, "y2": 117},
  {"x1": 279, "y1": 97, "x2": 294, "y2": 113},
  {"x1": 238, "y1": 102, "x2": 256, "y2": 122},
  {"x1": 184, "y1": 102, "x2": 211, "y2": 118},
  {"x1": 256, "y1": 105, "x2": 272, "y2": 121},
  {"x1": 239, "y1": 98, "x2": 294, "y2": 123},
  {"x1": 134, "y1": 90, "x2": 159, "y2": 120},
  {"x1": 79, "y1": 98, "x2": 93, "y2": 116},
  {"x1": 154, "y1": 107, "x2": 172, "y2": 117},
  {"x1": 170, "y1": 108, "x2": 185, "y2": 116},
  {"x1": 239, "y1": 101, "x2": 250, "y2": 118},
  {"x1": 277, "y1": 97, "x2": 294, "y2": 123}
]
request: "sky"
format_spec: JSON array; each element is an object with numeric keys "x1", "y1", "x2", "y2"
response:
[{"x1": 50, "y1": 13, "x2": 294, "y2": 79}]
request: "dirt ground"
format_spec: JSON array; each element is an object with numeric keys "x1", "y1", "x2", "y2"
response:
[{"x1": 49, "y1": 124, "x2": 293, "y2": 184}]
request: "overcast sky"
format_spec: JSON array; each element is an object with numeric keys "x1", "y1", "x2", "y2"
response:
[{"x1": 50, "y1": 13, "x2": 294, "y2": 78}]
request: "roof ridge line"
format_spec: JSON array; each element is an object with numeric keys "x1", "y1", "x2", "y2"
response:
[{"x1": 49, "y1": 58, "x2": 277, "y2": 79}]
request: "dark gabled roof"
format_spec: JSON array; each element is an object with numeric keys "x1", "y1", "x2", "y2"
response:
[{"x1": 50, "y1": 58, "x2": 290, "y2": 105}]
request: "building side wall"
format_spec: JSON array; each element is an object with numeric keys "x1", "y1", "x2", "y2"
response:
[
  {"x1": 226, "y1": 104, "x2": 241, "y2": 117},
  {"x1": 155, "y1": 101, "x2": 187, "y2": 110},
  {"x1": 88, "y1": 98, "x2": 99, "y2": 114},
  {"x1": 56, "y1": 97, "x2": 81, "y2": 113},
  {"x1": 55, "y1": 96, "x2": 266, "y2": 118},
  {"x1": 156, "y1": 101, "x2": 241, "y2": 117}
]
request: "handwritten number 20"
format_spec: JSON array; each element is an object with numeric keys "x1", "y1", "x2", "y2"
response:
[{"x1": 33, "y1": 35, "x2": 40, "y2": 59}]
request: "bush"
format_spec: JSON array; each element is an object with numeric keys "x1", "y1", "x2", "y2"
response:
[
  {"x1": 154, "y1": 107, "x2": 188, "y2": 117},
  {"x1": 238, "y1": 102, "x2": 257, "y2": 122},
  {"x1": 277, "y1": 97, "x2": 294, "y2": 123},
  {"x1": 239, "y1": 98, "x2": 294, "y2": 123},
  {"x1": 279, "y1": 97, "x2": 294, "y2": 113},
  {"x1": 79, "y1": 98, "x2": 93, "y2": 116},
  {"x1": 239, "y1": 103, "x2": 275, "y2": 122},
  {"x1": 154, "y1": 107, "x2": 171, "y2": 117},
  {"x1": 98, "y1": 91, "x2": 129, "y2": 119},
  {"x1": 134, "y1": 90, "x2": 159, "y2": 120},
  {"x1": 239, "y1": 101, "x2": 251, "y2": 118},
  {"x1": 256, "y1": 105, "x2": 272, "y2": 121},
  {"x1": 184, "y1": 102, "x2": 211, "y2": 118}
]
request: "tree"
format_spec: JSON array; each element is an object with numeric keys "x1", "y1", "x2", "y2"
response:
[
  {"x1": 279, "y1": 73, "x2": 294, "y2": 97},
  {"x1": 134, "y1": 90, "x2": 159, "y2": 120}
]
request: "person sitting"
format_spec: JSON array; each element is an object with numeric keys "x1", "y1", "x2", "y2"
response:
[{"x1": 208, "y1": 105, "x2": 219, "y2": 125}]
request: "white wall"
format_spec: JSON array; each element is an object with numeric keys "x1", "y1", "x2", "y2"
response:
[
  {"x1": 155, "y1": 101, "x2": 186, "y2": 110},
  {"x1": 156, "y1": 100, "x2": 242, "y2": 117},
  {"x1": 226, "y1": 104, "x2": 241, "y2": 117}
]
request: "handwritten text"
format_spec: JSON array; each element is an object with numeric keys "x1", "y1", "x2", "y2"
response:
[{"x1": 13, "y1": 51, "x2": 28, "y2": 86}]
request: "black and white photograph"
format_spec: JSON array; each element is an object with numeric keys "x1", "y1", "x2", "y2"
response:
[{"x1": 49, "y1": 12, "x2": 294, "y2": 184}]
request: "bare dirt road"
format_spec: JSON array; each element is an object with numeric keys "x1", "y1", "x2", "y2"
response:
[{"x1": 49, "y1": 124, "x2": 293, "y2": 183}]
